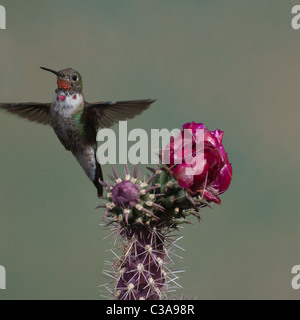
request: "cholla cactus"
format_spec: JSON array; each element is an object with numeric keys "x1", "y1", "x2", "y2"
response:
[{"x1": 99, "y1": 122, "x2": 232, "y2": 300}]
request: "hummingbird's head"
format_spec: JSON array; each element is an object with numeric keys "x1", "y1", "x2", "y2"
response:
[{"x1": 40, "y1": 67, "x2": 83, "y2": 93}]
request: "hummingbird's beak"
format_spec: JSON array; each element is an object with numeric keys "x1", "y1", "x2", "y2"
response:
[{"x1": 40, "y1": 67, "x2": 63, "y2": 77}]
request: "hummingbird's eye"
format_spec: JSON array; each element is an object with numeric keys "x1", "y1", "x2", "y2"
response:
[{"x1": 72, "y1": 75, "x2": 78, "y2": 81}]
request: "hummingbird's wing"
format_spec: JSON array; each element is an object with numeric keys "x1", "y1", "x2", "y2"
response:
[
  {"x1": 0, "y1": 102, "x2": 51, "y2": 125},
  {"x1": 84, "y1": 99, "x2": 155, "y2": 129}
]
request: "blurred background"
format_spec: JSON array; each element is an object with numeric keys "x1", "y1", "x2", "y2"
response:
[{"x1": 0, "y1": 0, "x2": 299, "y2": 300}]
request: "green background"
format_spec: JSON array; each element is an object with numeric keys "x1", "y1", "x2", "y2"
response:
[{"x1": 0, "y1": 0, "x2": 299, "y2": 300}]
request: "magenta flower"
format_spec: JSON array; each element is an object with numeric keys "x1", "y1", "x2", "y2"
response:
[{"x1": 162, "y1": 122, "x2": 232, "y2": 204}]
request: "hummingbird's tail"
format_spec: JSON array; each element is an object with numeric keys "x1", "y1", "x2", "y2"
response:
[
  {"x1": 94, "y1": 160, "x2": 103, "y2": 197},
  {"x1": 72, "y1": 146, "x2": 103, "y2": 197}
]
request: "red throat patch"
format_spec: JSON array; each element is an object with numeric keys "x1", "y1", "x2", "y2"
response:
[{"x1": 57, "y1": 78, "x2": 72, "y2": 91}]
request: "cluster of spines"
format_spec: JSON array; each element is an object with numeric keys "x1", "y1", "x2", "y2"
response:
[
  {"x1": 98, "y1": 165, "x2": 211, "y2": 230},
  {"x1": 100, "y1": 225, "x2": 183, "y2": 300},
  {"x1": 97, "y1": 165, "x2": 165, "y2": 227},
  {"x1": 147, "y1": 167, "x2": 212, "y2": 225}
]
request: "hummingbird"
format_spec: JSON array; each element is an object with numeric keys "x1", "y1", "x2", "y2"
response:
[{"x1": 0, "y1": 67, "x2": 155, "y2": 197}]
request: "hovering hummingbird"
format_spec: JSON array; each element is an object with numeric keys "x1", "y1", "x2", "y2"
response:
[{"x1": 0, "y1": 67, "x2": 155, "y2": 197}]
